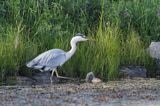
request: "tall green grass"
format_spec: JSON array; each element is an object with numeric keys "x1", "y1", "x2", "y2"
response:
[{"x1": 0, "y1": 0, "x2": 158, "y2": 81}]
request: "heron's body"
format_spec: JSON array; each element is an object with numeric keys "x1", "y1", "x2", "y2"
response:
[
  {"x1": 26, "y1": 33, "x2": 88, "y2": 82},
  {"x1": 27, "y1": 49, "x2": 67, "y2": 71}
]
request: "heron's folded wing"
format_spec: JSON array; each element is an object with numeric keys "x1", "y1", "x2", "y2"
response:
[
  {"x1": 39, "y1": 52, "x2": 66, "y2": 67},
  {"x1": 26, "y1": 49, "x2": 66, "y2": 68}
]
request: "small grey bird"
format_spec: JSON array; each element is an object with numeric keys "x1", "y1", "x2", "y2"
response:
[{"x1": 26, "y1": 33, "x2": 88, "y2": 82}]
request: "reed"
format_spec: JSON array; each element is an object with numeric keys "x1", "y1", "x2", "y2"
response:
[{"x1": 0, "y1": 0, "x2": 158, "y2": 81}]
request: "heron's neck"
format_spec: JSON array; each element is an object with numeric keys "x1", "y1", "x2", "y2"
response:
[{"x1": 66, "y1": 42, "x2": 77, "y2": 60}]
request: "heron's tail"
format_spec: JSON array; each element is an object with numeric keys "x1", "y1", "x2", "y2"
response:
[
  {"x1": 26, "y1": 61, "x2": 34, "y2": 68},
  {"x1": 26, "y1": 60, "x2": 39, "y2": 68},
  {"x1": 26, "y1": 61, "x2": 45, "y2": 70}
]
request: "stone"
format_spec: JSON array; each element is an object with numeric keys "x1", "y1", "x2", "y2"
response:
[
  {"x1": 17, "y1": 72, "x2": 58, "y2": 85},
  {"x1": 32, "y1": 72, "x2": 60, "y2": 84},
  {"x1": 119, "y1": 66, "x2": 147, "y2": 78},
  {"x1": 148, "y1": 42, "x2": 160, "y2": 59},
  {"x1": 32, "y1": 72, "x2": 51, "y2": 83},
  {"x1": 155, "y1": 59, "x2": 160, "y2": 76},
  {"x1": 16, "y1": 76, "x2": 36, "y2": 85},
  {"x1": 148, "y1": 42, "x2": 160, "y2": 76},
  {"x1": 85, "y1": 72, "x2": 95, "y2": 83},
  {"x1": 91, "y1": 78, "x2": 102, "y2": 83},
  {"x1": 85, "y1": 72, "x2": 102, "y2": 83}
]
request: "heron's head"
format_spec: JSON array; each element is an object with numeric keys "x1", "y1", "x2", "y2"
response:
[{"x1": 71, "y1": 33, "x2": 88, "y2": 44}]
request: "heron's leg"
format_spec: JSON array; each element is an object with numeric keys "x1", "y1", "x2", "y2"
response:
[
  {"x1": 55, "y1": 70, "x2": 74, "y2": 80},
  {"x1": 50, "y1": 69, "x2": 56, "y2": 83}
]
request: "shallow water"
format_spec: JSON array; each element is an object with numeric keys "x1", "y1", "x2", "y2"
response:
[{"x1": 0, "y1": 78, "x2": 160, "y2": 106}]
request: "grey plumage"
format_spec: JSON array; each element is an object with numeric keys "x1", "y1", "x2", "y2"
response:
[{"x1": 26, "y1": 49, "x2": 66, "y2": 71}]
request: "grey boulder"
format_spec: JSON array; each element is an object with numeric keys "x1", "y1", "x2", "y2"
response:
[
  {"x1": 119, "y1": 66, "x2": 147, "y2": 78},
  {"x1": 148, "y1": 42, "x2": 160, "y2": 59},
  {"x1": 148, "y1": 42, "x2": 160, "y2": 76}
]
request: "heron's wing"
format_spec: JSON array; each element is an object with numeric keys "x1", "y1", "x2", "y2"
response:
[
  {"x1": 40, "y1": 51, "x2": 66, "y2": 67},
  {"x1": 26, "y1": 49, "x2": 66, "y2": 69}
]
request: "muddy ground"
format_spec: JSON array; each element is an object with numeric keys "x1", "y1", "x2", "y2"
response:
[{"x1": 0, "y1": 78, "x2": 160, "y2": 106}]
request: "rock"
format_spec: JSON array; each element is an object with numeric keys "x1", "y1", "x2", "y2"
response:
[
  {"x1": 32, "y1": 72, "x2": 59, "y2": 84},
  {"x1": 85, "y1": 72, "x2": 102, "y2": 83},
  {"x1": 119, "y1": 66, "x2": 147, "y2": 78},
  {"x1": 85, "y1": 72, "x2": 95, "y2": 83},
  {"x1": 155, "y1": 59, "x2": 160, "y2": 76},
  {"x1": 148, "y1": 42, "x2": 160, "y2": 76},
  {"x1": 17, "y1": 72, "x2": 58, "y2": 85},
  {"x1": 32, "y1": 72, "x2": 50, "y2": 82},
  {"x1": 16, "y1": 76, "x2": 36, "y2": 85},
  {"x1": 92, "y1": 78, "x2": 102, "y2": 83},
  {"x1": 148, "y1": 42, "x2": 160, "y2": 59}
]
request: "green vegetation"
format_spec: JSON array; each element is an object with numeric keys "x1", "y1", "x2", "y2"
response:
[{"x1": 0, "y1": 0, "x2": 159, "y2": 81}]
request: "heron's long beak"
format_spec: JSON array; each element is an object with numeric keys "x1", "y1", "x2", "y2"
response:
[
  {"x1": 87, "y1": 37, "x2": 96, "y2": 41},
  {"x1": 90, "y1": 39, "x2": 96, "y2": 41}
]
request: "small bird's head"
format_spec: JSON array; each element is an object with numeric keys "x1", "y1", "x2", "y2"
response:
[{"x1": 71, "y1": 33, "x2": 88, "y2": 43}]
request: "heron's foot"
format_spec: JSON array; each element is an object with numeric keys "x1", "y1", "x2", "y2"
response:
[
  {"x1": 50, "y1": 76, "x2": 61, "y2": 83},
  {"x1": 50, "y1": 76, "x2": 53, "y2": 83}
]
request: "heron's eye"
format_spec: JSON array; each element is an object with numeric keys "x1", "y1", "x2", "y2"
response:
[{"x1": 82, "y1": 35, "x2": 86, "y2": 38}]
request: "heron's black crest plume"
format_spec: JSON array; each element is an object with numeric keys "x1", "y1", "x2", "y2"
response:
[{"x1": 76, "y1": 33, "x2": 86, "y2": 38}]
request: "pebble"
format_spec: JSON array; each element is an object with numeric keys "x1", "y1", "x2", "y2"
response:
[{"x1": 92, "y1": 78, "x2": 102, "y2": 83}]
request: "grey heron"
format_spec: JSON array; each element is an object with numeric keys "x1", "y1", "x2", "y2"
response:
[{"x1": 26, "y1": 33, "x2": 88, "y2": 82}]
